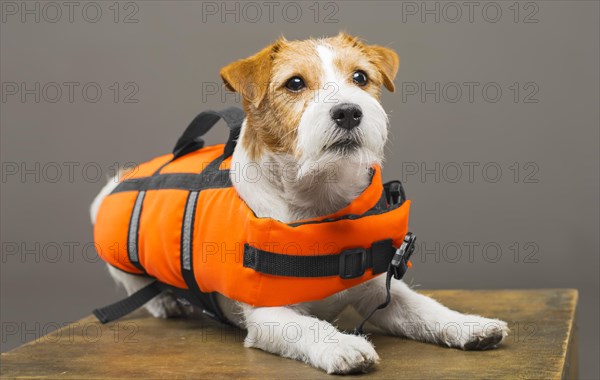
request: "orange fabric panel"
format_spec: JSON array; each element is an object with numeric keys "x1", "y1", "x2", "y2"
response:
[
  {"x1": 191, "y1": 184, "x2": 410, "y2": 306},
  {"x1": 235, "y1": 201, "x2": 411, "y2": 306},
  {"x1": 94, "y1": 191, "x2": 143, "y2": 274},
  {"x1": 137, "y1": 189, "x2": 189, "y2": 289},
  {"x1": 192, "y1": 187, "x2": 265, "y2": 301}
]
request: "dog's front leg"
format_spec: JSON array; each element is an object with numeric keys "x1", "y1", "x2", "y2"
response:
[
  {"x1": 241, "y1": 305, "x2": 379, "y2": 374},
  {"x1": 350, "y1": 277, "x2": 509, "y2": 350}
]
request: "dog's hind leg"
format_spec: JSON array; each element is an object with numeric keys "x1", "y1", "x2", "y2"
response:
[{"x1": 349, "y1": 277, "x2": 509, "y2": 350}]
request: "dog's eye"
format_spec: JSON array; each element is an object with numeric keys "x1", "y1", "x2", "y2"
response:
[
  {"x1": 352, "y1": 71, "x2": 368, "y2": 86},
  {"x1": 285, "y1": 76, "x2": 306, "y2": 92}
]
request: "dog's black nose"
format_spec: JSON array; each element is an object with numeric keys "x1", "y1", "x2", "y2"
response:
[{"x1": 330, "y1": 103, "x2": 362, "y2": 130}]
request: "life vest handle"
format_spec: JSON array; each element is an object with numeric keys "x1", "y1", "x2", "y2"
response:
[{"x1": 172, "y1": 107, "x2": 245, "y2": 160}]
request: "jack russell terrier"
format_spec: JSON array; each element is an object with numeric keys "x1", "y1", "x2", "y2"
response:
[{"x1": 91, "y1": 33, "x2": 508, "y2": 374}]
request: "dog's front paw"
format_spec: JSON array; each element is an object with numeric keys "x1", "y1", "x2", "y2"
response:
[
  {"x1": 446, "y1": 316, "x2": 509, "y2": 350},
  {"x1": 314, "y1": 333, "x2": 380, "y2": 374},
  {"x1": 145, "y1": 292, "x2": 184, "y2": 319},
  {"x1": 461, "y1": 317, "x2": 509, "y2": 350}
]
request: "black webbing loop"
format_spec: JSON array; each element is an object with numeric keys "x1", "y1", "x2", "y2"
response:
[
  {"x1": 172, "y1": 107, "x2": 245, "y2": 159},
  {"x1": 93, "y1": 281, "x2": 162, "y2": 324},
  {"x1": 383, "y1": 180, "x2": 406, "y2": 206}
]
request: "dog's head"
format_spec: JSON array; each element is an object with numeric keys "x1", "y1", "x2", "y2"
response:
[{"x1": 220, "y1": 33, "x2": 399, "y2": 175}]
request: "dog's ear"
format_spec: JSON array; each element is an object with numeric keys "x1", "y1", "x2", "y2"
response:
[
  {"x1": 220, "y1": 41, "x2": 282, "y2": 108},
  {"x1": 368, "y1": 45, "x2": 399, "y2": 92}
]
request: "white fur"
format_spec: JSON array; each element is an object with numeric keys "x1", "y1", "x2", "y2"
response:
[
  {"x1": 295, "y1": 44, "x2": 388, "y2": 180},
  {"x1": 90, "y1": 40, "x2": 508, "y2": 374},
  {"x1": 90, "y1": 176, "x2": 120, "y2": 224}
]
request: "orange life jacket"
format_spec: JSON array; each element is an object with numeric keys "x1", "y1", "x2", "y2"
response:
[{"x1": 93, "y1": 108, "x2": 415, "y2": 325}]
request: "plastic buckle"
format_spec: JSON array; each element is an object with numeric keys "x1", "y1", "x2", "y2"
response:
[
  {"x1": 389, "y1": 182, "x2": 401, "y2": 205},
  {"x1": 339, "y1": 248, "x2": 367, "y2": 279},
  {"x1": 391, "y1": 232, "x2": 417, "y2": 280}
]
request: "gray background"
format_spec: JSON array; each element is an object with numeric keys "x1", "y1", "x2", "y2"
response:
[{"x1": 1, "y1": 1, "x2": 598, "y2": 378}]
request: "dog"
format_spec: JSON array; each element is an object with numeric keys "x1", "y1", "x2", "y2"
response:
[{"x1": 90, "y1": 33, "x2": 508, "y2": 374}]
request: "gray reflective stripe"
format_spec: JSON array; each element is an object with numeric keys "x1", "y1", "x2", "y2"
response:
[
  {"x1": 127, "y1": 191, "x2": 146, "y2": 263},
  {"x1": 111, "y1": 171, "x2": 232, "y2": 194},
  {"x1": 182, "y1": 191, "x2": 199, "y2": 271}
]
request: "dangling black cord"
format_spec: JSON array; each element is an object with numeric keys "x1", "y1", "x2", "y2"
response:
[
  {"x1": 353, "y1": 266, "x2": 393, "y2": 335},
  {"x1": 353, "y1": 232, "x2": 417, "y2": 335}
]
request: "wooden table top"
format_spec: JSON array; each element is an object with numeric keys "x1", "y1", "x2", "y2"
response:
[{"x1": 1, "y1": 289, "x2": 578, "y2": 379}]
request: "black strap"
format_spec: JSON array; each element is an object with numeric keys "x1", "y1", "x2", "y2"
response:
[
  {"x1": 177, "y1": 156, "x2": 232, "y2": 326},
  {"x1": 166, "y1": 286, "x2": 231, "y2": 326},
  {"x1": 173, "y1": 107, "x2": 245, "y2": 159},
  {"x1": 93, "y1": 281, "x2": 162, "y2": 323},
  {"x1": 93, "y1": 278, "x2": 231, "y2": 325},
  {"x1": 243, "y1": 239, "x2": 396, "y2": 279}
]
